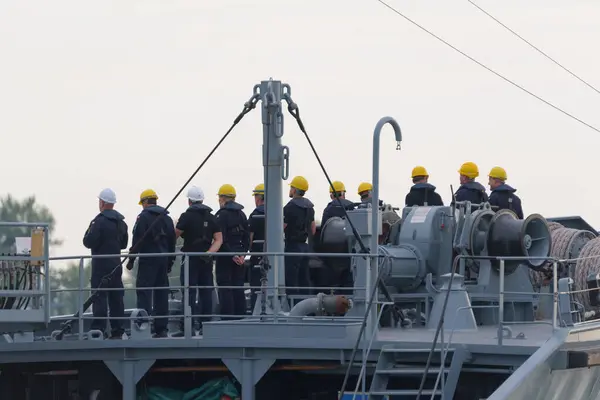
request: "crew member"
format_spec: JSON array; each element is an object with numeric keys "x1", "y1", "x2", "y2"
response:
[
  {"x1": 174, "y1": 186, "x2": 222, "y2": 336},
  {"x1": 321, "y1": 180, "x2": 354, "y2": 293},
  {"x1": 128, "y1": 189, "x2": 176, "y2": 338},
  {"x1": 284, "y1": 176, "x2": 316, "y2": 298},
  {"x1": 248, "y1": 183, "x2": 265, "y2": 310},
  {"x1": 488, "y1": 167, "x2": 524, "y2": 219},
  {"x1": 357, "y1": 182, "x2": 373, "y2": 204},
  {"x1": 215, "y1": 184, "x2": 250, "y2": 319},
  {"x1": 83, "y1": 188, "x2": 128, "y2": 339},
  {"x1": 405, "y1": 166, "x2": 444, "y2": 207},
  {"x1": 453, "y1": 162, "x2": 488, "y2": 206}
]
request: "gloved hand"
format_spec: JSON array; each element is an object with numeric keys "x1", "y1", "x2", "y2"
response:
[{"x1": 126, "y1": 258, "x2": 135, "y2": 271}]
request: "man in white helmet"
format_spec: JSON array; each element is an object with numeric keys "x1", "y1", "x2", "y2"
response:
[
  {"x1": 173, "y1": 186, "x2": 223, "y2": 336},
  {"x1": 83, "y1": 188, "x2": 129, "y2": 339}
]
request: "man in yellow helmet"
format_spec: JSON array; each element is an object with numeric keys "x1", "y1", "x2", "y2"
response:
[
  {"x1": 454, "y1": 162, "x2": 488, "y2": 206},
  {"x1": 248, "y1": 183, "x2": 266, "y2": 307},
  {"x1": 215, "y1": 184, "x2": 250, "y2": 319},
  {"x1": 405, "y1": 166, "x2": 444, "y2": 207},
  {"x1": 320, "y1": 180, "x2": 355, "y2": 293},
  {"x1": 357, "y1": 182, "x2": 373, "y2": 203},
  {"x1": 488, "y1": 167, "x2": 523, "y2": 219},
  {"x1": 129, "y1": 188, "x2": 176, "y2": 338},
  {"x1": 284, "y1": 176, "x2": 316, "y2": 297}
]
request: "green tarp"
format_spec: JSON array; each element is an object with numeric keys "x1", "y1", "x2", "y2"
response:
[{"x1": 141, "y1": 377, "x2": 240, "y2": 400}]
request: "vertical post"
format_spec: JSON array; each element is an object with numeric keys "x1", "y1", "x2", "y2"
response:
[
  {"x1": 122, "y1": 361, "x2": 136, "y2": 400},
  {"x1": 370, "y1": 117, "x2": 402, "y2": 339},
  {"x1": 78, "y1": 258, "x2": 85, "y2": 340},
  {"x1": 44, "y1": 226, "x2": 51, "y2": 322},
  {"x1": 261, "y1": 79, "x2": 285, "y2": 313},
  {"x1": 497, "y1": 259, "x2": 505, "y2": 346},
  {"x1": 183, "y1": 255, "x2": 191, "y2": 338},
  {"x1": 552, "y1": 261, "x2": 558, "y2": 330}
]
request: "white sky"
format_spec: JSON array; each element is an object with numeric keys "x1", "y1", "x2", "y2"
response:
[{"x1": 1, "y1": 0, "x2": 599, "y2": 265}]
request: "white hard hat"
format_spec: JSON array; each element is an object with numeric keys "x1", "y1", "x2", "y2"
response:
[
  {"x1": 187, "y1": 186, "x2": 205, "y2": 202},
  {"x1": 98, "y1": 188, "x2": 116, "y2": 204}
]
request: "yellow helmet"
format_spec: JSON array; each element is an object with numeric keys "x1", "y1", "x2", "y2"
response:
[
  {"x1": 329, "y1": 180, "x2": 346, "y2": 193},
  {"x1": 139, "y1": 189, "x2": 158, "y2": 205},
  {"x1": 218, "y1": 184, "x2": 236, "y2": 197},
  {"x1": 411, "y1": 166, "x2": 429, "y2": 178},
  {"x1": 458, "y1": 162, "x2": 479, "y2": 179},
  {"x1": 289, "y1": 176, "x2": 309, "y2": 192},
  {"x1": 357, "y1": 182, "x2": 373, "y2": 194},
  {"x1": 252, "y1": 183, "x2": 265, "y2": 196},
  {"x1": 489, "y1": 166, "x2": 507, "y2": 181}
]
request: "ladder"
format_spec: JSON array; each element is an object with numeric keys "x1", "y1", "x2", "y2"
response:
[{"x1": 368, "y1": 345, "x2": 467, "y2": 399}]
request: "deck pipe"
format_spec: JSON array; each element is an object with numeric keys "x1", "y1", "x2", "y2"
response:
[{"x1": 288, "y1": 293, "x2": 351, "y2": 317}]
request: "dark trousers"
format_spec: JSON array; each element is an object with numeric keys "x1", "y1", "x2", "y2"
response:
[
  {"x1": 90, "y1": 264, "x2": 125, "y2": 335},
  {"x1": 323, "y1": 257, "x2": 354, "y2": 295},
  {"x1": 249, "y1": 257, "x2": 263, "y2": 312},
  {"x1": 136, "y1": 259, "x2": 169, "y2": 333},
  {"x1": 180, "y1": 256, "x2": 214, "y2": 327},
  {"x1": 284, "y1": 241, "x2": 312, "y2": 298},
  {"x1": 215, "y1": 256, "x2": 246, "y2": 319}
]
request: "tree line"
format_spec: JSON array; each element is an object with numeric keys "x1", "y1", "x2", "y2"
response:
[{"x1": 0, "y1": 195, "x2": 184, "y2": 316}]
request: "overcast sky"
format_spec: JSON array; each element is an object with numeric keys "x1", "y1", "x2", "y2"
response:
[{"x1": 1, "y1": 0, "x2": 599, "y2": 265}]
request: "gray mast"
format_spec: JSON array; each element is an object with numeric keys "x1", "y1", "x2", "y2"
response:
[{"x1": 260, "y1": 79, "x2": 290, "y2": 313}]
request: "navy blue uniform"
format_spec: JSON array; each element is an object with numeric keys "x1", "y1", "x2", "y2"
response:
[
  {"x1": 83, "y1": 209, "x2": 128, "y2": 337},
  {"x1": 405, "y1": 183, "x2": 444, "y2": 207},
  {"x1": 248, "y1": 204, "x2": 265, "y2": 308},
  {"x1": 131, "y1": 205, "x2": 176, "y2": 334},
  {"x1": 215, "y1": 201, "x2": 250, "y2": 319},
  {"x1": 489, "y1": 184, "x2": 524, "y2": 219},
  {"x1": 176, "y1": 203, "x2": 221, "y2": 329},
  {"x1": 453, "y1": 181, "x2": 488, "y2": 207},
  {"x1": 320, "y1": 198, "x2": 354, "y2": 293},
  {"x1": 284, "y1": 197, "x2": 315, "y2": 297}
]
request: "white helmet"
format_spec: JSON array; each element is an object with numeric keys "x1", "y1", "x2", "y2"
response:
[
  {"x1": 98, "y1": 188, "x2": 116, "y2": 204},
  {"x1": 187, "y1": 186, "x2": 205, "y2": 202}
]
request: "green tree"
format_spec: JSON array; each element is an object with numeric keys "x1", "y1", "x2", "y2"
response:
[{"x1": 0, "y1": 194, "x2": 62, "y2": 253}]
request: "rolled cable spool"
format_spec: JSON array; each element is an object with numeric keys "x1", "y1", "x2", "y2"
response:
[{"x1": 573, "y1": 237, "x2": 600, "y2": 311}]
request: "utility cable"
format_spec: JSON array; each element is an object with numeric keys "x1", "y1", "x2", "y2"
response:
[
  {"x1": 468, "y1": 0, "x2": 600, "y2": 96},
  {"x1": 283, "y1": 96, "x2": 407, "y2": 400},
  {"x1": 54, "y1": 94, "x2": 260, "y2": 340},
  {"x1": 375, "y1": 0, "x2": 600, "y2": 134}
]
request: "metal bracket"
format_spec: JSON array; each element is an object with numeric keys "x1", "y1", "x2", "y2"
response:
[{"x1": 103, "y1": 359, "x2": 155, "y2": 385}]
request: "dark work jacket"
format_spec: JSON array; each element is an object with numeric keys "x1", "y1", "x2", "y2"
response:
[
  {"x1": 405, "y1": 183, "x2": 444, "y2": 207},
  {"x1": 131, "y1": 205, "x2": 176, "y2": 266},
  {"x1": 489, "y1": 184, "x2": 524, "y2": 219},
  {"x1": 83, "y1": 209, "x2": 128, "y2": 270},
  {"x1": 176, "y1": 203, "x2": 220, "y2": 252},
  {"x1": 248, "y1": 204, "x2": 265, "y2": 265},
  {"x1": 453, "y1": 181, "x2": 488, "y2": 206},
  {"x1": 321, "y1": 198, "x2": 355, "y2": 227},
  {"x1": 215, "y1": 201, "x2": 250, "y2": 253},
  {"x1": 284, "y1": 197, "x2": 315, "y2": 243}
]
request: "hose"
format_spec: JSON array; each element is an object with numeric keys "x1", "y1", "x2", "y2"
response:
[{"x1": 573, "y1": 237, "x2": 600, "y2": 310}]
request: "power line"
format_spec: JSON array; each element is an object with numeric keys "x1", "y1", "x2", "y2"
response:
[
  {"x1": 468, "y1": 0, "x2": 600, "y2": 96},
  {"x1": 375, "y1": 0, "x2": 600, "y2": 134}
]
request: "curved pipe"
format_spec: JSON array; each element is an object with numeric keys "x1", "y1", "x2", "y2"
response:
[
  {"x1": 370, "y1": 117, "x2": 403, "y2": 335},
  {"x1": 288, "y1": 293, "x2": 352, "y2": 317}
]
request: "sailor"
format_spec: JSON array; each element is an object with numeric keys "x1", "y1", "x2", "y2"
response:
[
  {"x1": 405, "y1": 166, "x2": 444, "y2": 207},
  {"x1": 453, "y1": 162, "x2": 488, "y2": 206},
  {"x1": 321, "y1": 180, "x2": 354, "y2": 293},
  {"x1": 284, "y1": 176, "x2": 316, "y2": 297},
  {"x1": 248, "y1": 183, "x2": 265, "y2": 309},
  {"x1": 127, "y1": 189, "x2": 176, "y2": 338},
  {"x1": 488, "y1": 167, "x2": 524, "y2": 219},
  {"x1": 215, "y1": 184, "x2": 250, "y2": 319},
  {"x1": 174, "y1": 186, "x2": 223, "y2": 336},
  {"x1": 82, "y1": 188, "x2": 128, "y2": 339},
  {"x1": 357, "y1": 181, "x2": 384, "y2": 209},
  {"x1": 357, "y1": 182, "x2": 373, "y2": 204}
]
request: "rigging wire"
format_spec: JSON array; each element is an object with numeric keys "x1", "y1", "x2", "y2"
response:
[
  {"x1": 375, "y1": 0, "x2": 600, "y2": 134},
  {"x1": 467, "y1": 0, "x2": 600, "y2": 96},
  {"x1": 54, "y1": 93, "x2": 260, "y2": 340}
]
